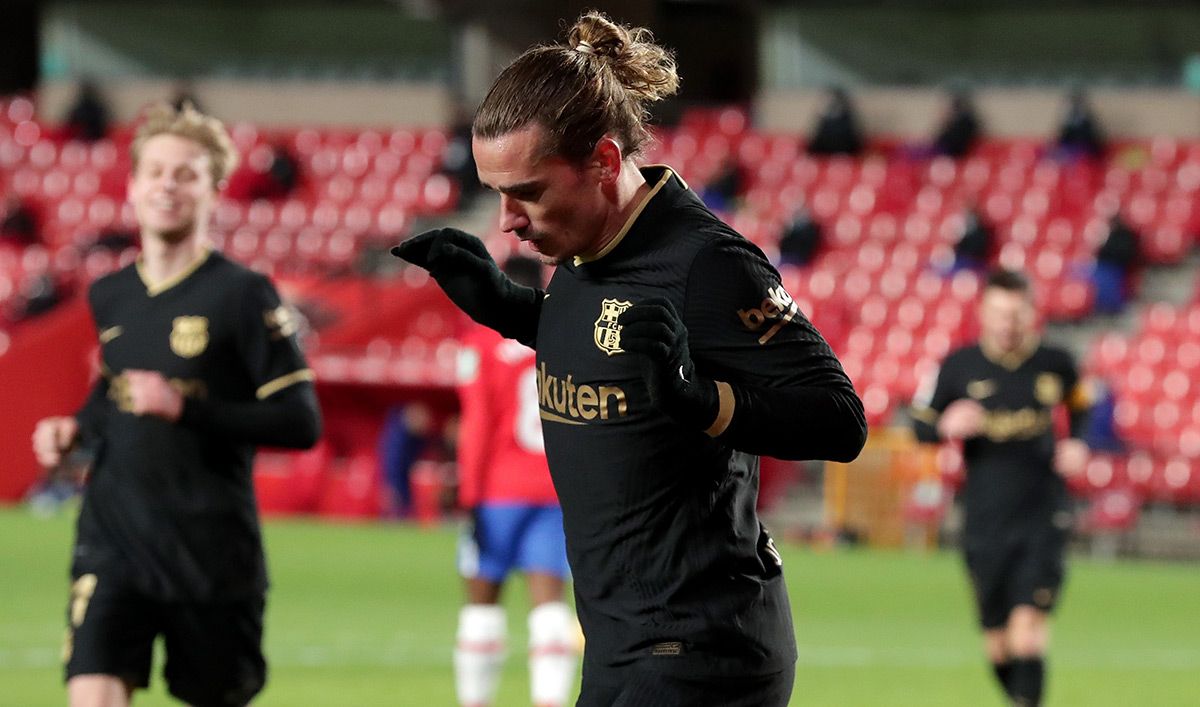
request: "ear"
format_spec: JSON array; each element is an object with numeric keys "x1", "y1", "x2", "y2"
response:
[{"x1": 591, "y1": 136, "x2": 624, "y2": 185}]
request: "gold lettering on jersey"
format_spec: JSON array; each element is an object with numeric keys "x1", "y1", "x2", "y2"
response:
[
  {"x1": 170, "y1": 316, "x2": 209, "y2": 358},
  {"x1": 537, "y1": 362, "x2": 628, "y2": 422},
  {"x1": 108, "y1": 374, "x2": 209, "y2": 412},
  {"x1": 99, "y1": 326, "x2": 123, "y2": 344},
  {"x1": 737, "y1": 285, "x2": 798, "y2": 344},
  {"x1": 264, "y1": 305, "x2": 299, "y2": 340},
  {"x1": 966, "y1": 379, "x2": 996, "y2": 400},
  {"x1": 982, "y1": 408, "x2": 1052, "y2": 442},
  {"x1": 1035, "y1": 373, "x2": 1062, "y2": 405},
  {"x1": 594, "y1": 299, "x2": 632, "y2": 355}
]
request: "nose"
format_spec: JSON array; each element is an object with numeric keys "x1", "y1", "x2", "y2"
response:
[{"x1": 498, "y1": 195, "x2": 529, "y2": 234}]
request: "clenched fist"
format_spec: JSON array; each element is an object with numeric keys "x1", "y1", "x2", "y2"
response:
[
  {"x1": 32, "y1": 416, "x2": 79, "y2": 468},
  {"x1": 124, "y1": 370, "x2": 184, "y2": 421}
]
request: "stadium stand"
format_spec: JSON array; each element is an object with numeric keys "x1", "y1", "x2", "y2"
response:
[{"x1": 2, "y1": 96, "x2": 1198, "y2": 531}]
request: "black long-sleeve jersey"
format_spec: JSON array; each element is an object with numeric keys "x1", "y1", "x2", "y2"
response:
[
  {"x1": 911, "y1": 341, "x2": 1089, "y2": 543},
  {"x1": 535, "y1": 166, "x2": 866, "y2": 678},
  {"x1": 72, "y1": 249, "x2": 319, "y2": 602}
]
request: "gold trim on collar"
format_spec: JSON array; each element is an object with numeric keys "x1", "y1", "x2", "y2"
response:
[
  {"x1": 574, "y1": 167, "x2": 675, "y2": 266},
  {"x1": 256, "y1": 368, "x2": 316, "y2": 399},
  {"x1": 981, "y1": 335, "x2": 1040, "y2": 371},
  {"x1": 137, "y1": 247, "x2": 213, "y2": 297}
]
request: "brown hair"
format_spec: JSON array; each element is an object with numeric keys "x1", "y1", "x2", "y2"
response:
[
  {"x1": 130, "y1": 102, "x2": 239, "y2": 186},
  {"x1": 473, "y1": 11, "x2": 679, "y2": 164},
  {"x1": 985, "y1": 268, "x2": 1032, "y2": 295}
]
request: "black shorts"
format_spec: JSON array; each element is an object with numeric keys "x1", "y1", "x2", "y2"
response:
[
  {"x1": 964, "y1": 526, "x2": 1067, "y2": 630},
  {"x1": 576, "y1": 662, "x2": 795, "y2": 707},
  {"x1": 63, "y1": 571, "x2": 266, "y2": 707}
]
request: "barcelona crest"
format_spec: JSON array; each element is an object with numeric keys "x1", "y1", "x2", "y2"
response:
[
  {"x1": 170, "y1": 316, "x2": 209, "y2": 358},
  {"x1": 594, "y1": 298, "x2": 632, "y2": 356}
]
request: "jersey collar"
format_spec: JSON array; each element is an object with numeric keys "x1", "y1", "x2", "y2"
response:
[
  {"x1": 136, "y1": 245, "x2": 213, "y2": 297},
  {"x1": 572, "y1": 165, "x2": 678, "y2": 266},
  {"x1": 981, "y1": 334, "x2": 1040, "y2": 371}
]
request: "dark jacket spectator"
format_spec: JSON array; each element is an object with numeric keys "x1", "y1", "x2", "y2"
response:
[
  {"x1": 699, "y1": 158, "x2": 744, "y2": 213},
  {"x1": 808, "y1": 87, "x2": 864, "y2": 157},
  {"x1": 1055, "y1": 90, "x2": 1105, "y2": 160},
  {"x1": 439, "y1": 105, "x2": 481, "y2": 204},
  {"x1": 1092, "y1": 214, "x2": 1140, "y2": 313},
  {"x1": 63, "y1": 80, "x2": 111, "y2": 142},
  {"x1": 225, "y1": 143, "x2": 299, "y2": 201},
  {"x1": 778, "y1": 207, "x2": 822, "y2": 266},
  {"x1": 0, "y1": 196, "x2": 38, "y2": 246},
  {"x1": 933, "y1": 91, "x2": 980, "y2": 158},
  {"x1": 953, "y1": 209, "x2": 992, "y2": 272}
]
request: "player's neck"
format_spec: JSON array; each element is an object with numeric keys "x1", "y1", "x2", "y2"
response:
[
  {"x1": 588, "y1": 162, "x2": 649, "y2": 257},
  {"x1": 138, "y1": 231, "x2": 209, "y2": 287}
]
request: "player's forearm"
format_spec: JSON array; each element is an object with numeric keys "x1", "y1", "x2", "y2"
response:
[
  {"x1": 481, "y1": 287, "x2": 543, "y2": 348},
  {"x1": 712, "y1": 382, "x2": 867, "y2": 462},
  {"x1": 179, "y1": 384, "x2": 322, "y2": 449},
  {"x1": 74, "y1": 377, "x2": 112, "y2": 445}
]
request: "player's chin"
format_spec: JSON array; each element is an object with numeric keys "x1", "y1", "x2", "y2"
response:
[{"x1": 154, "y1": 222, "x2": 196, "y2": 245}]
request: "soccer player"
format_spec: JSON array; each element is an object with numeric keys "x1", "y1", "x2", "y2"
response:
[
  {"x1": 393, "y1": 12, "x2": 866, "y2": 706},
  {"x1": 911, "y1": 269, "x2": 1090, "y2": 707},
  {"x1": 453, "y1": 255, "x2": 577, "y2": 707},
  {"x1": 31, "y1": 102, "x2": 321, "y2": 707}
]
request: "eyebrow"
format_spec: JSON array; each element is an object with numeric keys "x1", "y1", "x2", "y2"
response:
[{"x1": 485, "y1": 180, "x2": 543, "y2": 196}]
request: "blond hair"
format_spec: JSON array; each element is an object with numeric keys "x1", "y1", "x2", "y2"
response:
[
  {"x1": 473, "y1": 11, "x2": 679, "y2": 163},
  {"x1": 130, "y1": 102, "x2": 239, "y2": 186}
]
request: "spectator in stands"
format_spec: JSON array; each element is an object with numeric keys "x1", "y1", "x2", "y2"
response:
[
  {"x1": 932, "y1": 89, "x2": 981, "y2": 159},
  {"x1": 378, "y1": 402, "x2": 434, "y2": 517},
  {"x1": 225, "y1": 142, "x2": 300, "y2": 201},
  {"x1": 62, "y1": 79, "x2": 111, "y2": 143},
  {"x1": 440, "y1": 102, "x2": 482, "y2": 206},
  {"x1": 952, "y1": 207, "x2": 994, "y2": 272},
  {"x1": 0, "y1": 195, "x2": 39, "y2": 246},
  {"x1": 1091, "y1": 213, "x2": 1141, "y2": 314},
  {"x1": 777, "y1": 205, "x2": 822, "y2": 267},
  {"x1": 1053, "y1": 89, "x2": 1105, "y2": 161},
  {"x1": 1083, "y1": 381, "x2": 1124, "y2": 453},
  {"x1": 453, "y1": 255, "x2": 578, "y2": 707},
  {"x1": 699, "y1": 157, "x2": 744, "y2": 213},
  {"x1": 807, "y1": 86, "x2": 864, "y2": 157},
  {"x1": 170, "y1": 84, "x2": 206, "y2": 115}
]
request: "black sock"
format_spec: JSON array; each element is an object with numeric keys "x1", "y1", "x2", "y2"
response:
[
  {"x1": 1010, "y1": 657, "x2": 1045, "y2": 706},
  {"x1": 991, "y1": 660, "x2": 1014, "y2": 697}
]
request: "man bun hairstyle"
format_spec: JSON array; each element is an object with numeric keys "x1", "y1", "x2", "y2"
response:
[{"x1": 473, "y1": 11, "x2": 679, "y2": 164}]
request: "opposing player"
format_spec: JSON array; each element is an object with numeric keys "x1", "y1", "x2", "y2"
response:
[
  {"x1": 31, "y1": 102, "x2": 321, "y2": 707},
  {"x1": 912, "y1": 269, "x2": 1090, "y2": 707},
  {"x1": 394, "y1": 12, "x2": 866, "y2": 705},
  {"x1": 453, "y1": 255, "x2": 577, "y2": 707}
]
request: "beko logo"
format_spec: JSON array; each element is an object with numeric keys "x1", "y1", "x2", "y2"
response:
[{"x1": 737, "y1": 285, "x2": 798, "y2": 344}]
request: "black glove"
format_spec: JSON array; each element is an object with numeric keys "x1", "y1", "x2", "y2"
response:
[
  {"x1": 617, "y1": 297, "x2": 720, "y2": 431},
  {"x1": 392, "y1": 228, "x2": 541, "y2": 345}
]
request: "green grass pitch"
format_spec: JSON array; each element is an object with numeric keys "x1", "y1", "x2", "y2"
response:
[{"x1": 1, "y1": 507, "x2": 1196, "y2": 705}]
